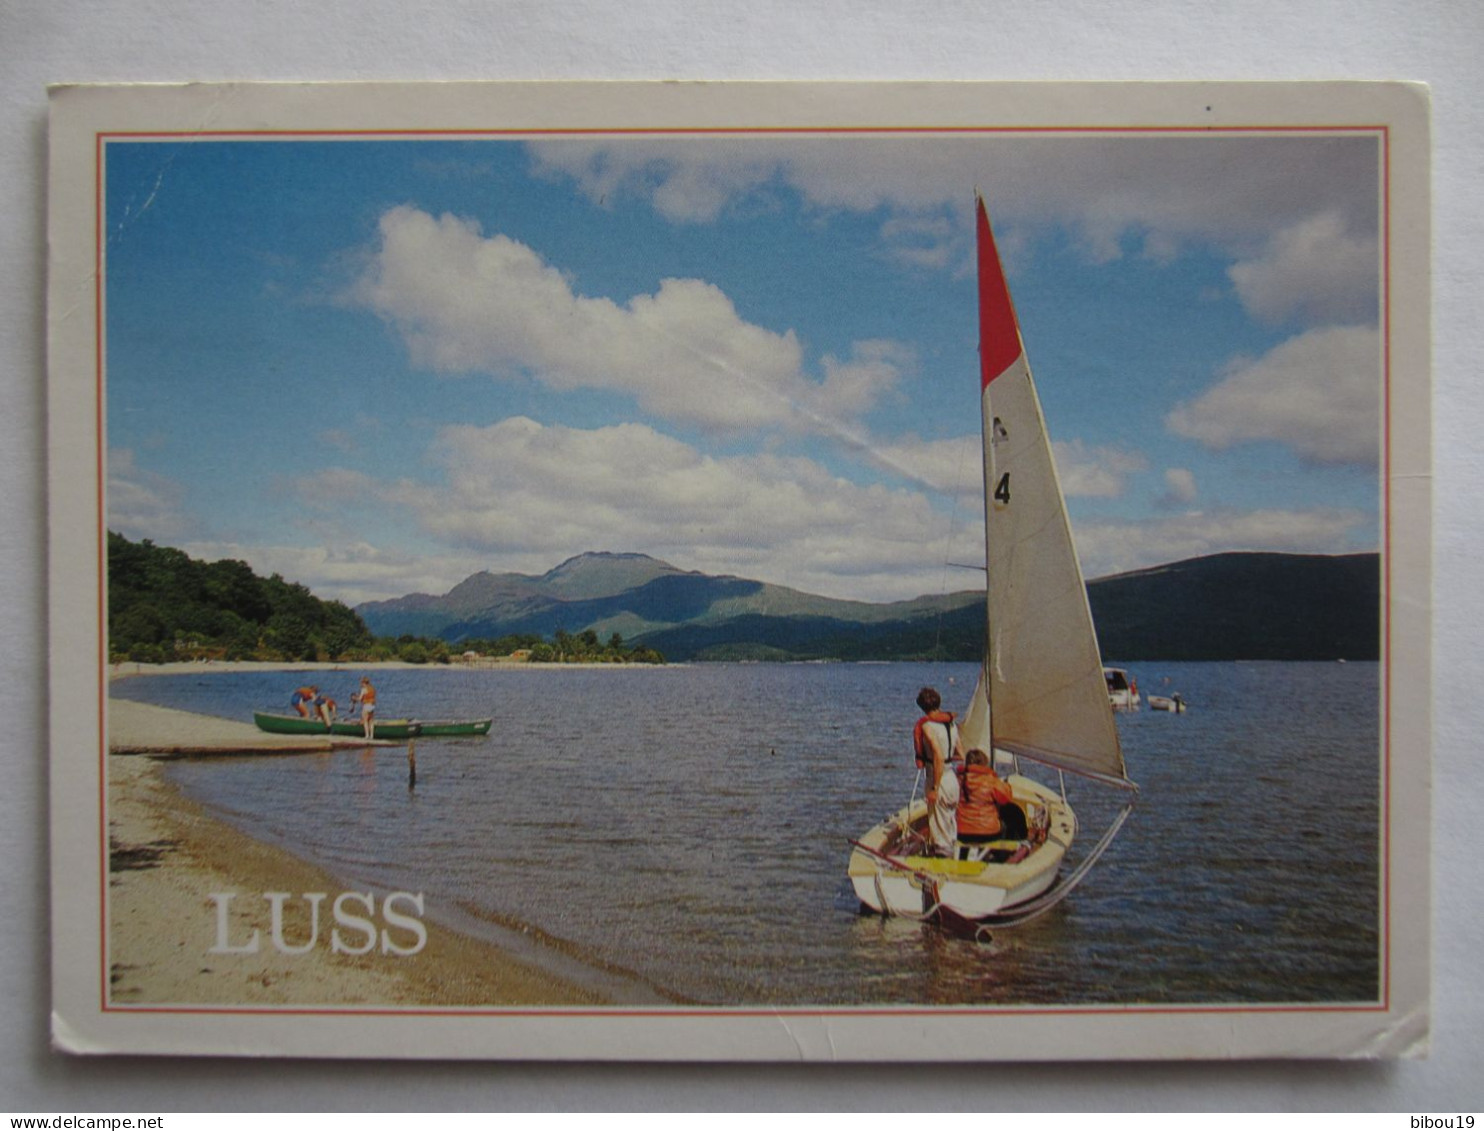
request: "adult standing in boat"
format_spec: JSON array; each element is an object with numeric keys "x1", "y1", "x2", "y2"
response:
[
  {"x1": 913, "y1": 687, "x2": 963, "y2": 856},
  {"x1": 351, "y1": 676, "x2": 377, "y2": 739}
]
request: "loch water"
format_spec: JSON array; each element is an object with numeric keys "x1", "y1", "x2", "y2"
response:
[{"x1": 111, "y1": 660, "x2": 1383, "y2": 1007}]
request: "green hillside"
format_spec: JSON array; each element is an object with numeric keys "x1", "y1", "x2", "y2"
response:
[{"x1": 107, "y1": 532, "x2": 373, "y2": 662}]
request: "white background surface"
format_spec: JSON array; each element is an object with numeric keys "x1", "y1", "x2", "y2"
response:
[{"x1": 3, "y1": 0, "x2": 1479, "y2": 1111}]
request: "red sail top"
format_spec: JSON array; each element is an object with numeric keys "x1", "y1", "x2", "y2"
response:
[{"x1": 977, "y1": 196, "x2": 1024, "y2": 388}]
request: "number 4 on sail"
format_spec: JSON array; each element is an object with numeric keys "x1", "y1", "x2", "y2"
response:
[{"x1": 846, "y1": 196, "x2": 1139, "y2": 931}]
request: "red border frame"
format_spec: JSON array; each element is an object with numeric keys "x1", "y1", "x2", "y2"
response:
[{"x1": 93, "y1": 122, "x2": 1394, "y2": 1022}]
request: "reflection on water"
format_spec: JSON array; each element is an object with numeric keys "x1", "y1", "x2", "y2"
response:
[{"x1": 112, "y1": 660, "x2": 1382, "y2": 1006}]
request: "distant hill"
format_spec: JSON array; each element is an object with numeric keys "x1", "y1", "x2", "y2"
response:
[
  {"x1": 358, "y1": 549, "x2": 1380, "y2": 663},
  {"x1": 357, "y1": 551, "x2": 978, "y2": 654},
  {"x1": 1087, "y1": 551, "x2": 1380, "y2": 662}
]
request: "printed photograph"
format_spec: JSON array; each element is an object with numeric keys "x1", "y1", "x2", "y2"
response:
[{"x1": 48, "y1": 83, "x2": 1429, "y2": 1057}]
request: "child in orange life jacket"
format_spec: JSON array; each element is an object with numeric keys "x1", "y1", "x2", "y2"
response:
[
  {"x1": 956, "y1": 749, "x2": 1015, "y2": 847},
  {"x1": 913, "y1": 687, "x2": 964, "y2": 855}
]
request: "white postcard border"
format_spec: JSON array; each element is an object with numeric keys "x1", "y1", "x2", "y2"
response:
[{"x1": 47, "y1": 80, "x2": 1432, "y2": 1061}]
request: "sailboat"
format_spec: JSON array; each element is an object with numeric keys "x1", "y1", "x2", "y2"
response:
[{"x1": 846, "y1": 196, "x2": 1139, "y2": 929}]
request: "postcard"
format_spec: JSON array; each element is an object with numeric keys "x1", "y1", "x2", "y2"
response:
[{"x1": 47, "y1": 80, "x2": 1430, "y2": 1060}]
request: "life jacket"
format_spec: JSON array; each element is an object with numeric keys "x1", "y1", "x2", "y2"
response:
[
  {"x1": 292, "y1": 686, "x2": 316, "y2": 702},
  {"x1": 913, "y1": 711, "x2": 956, "y2": 769},
  {"x1": 956, "y1": 763, "x2": 1014, "y2": 838}
]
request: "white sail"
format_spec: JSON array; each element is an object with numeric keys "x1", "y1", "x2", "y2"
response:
[{"x1": 975, "y1": 198, "x2": 1127, "y2": 786}]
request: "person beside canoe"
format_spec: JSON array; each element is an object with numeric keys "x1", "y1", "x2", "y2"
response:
[
  {"x1": 913, "y1": 687, "x2": 963, "y2": 856},
  {"x1": 351, "y1": 676, "x2": 377, "y2": 739},
  {"x1": 313, "y1": 691, "x2": 339, "y2": 730},
  {"x1": 290, "y1": 685, "x2": 319, "y2": 718}
]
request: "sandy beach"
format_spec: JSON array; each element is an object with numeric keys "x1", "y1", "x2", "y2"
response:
[{"x1": 107, "y1": 729, "x2": 612, "y2": 1008}]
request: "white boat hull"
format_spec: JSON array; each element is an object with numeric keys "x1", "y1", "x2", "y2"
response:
[
  {"x1": 848, "y1": 774, "x2": 1076, "y2": 922},
  {"x1": 1148, "y1": 695, "x2": 1185, "y2": 713},
  {"x1": 1104, "y1": 668, "x2": 1140, "y2": 710}
]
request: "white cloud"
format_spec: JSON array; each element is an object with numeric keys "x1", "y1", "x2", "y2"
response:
[
  {"x1": 179, "y1": 539, "x2": 493, "y2": 609},
  {"x1": 1227, "y1": 211, "x2": 1379, "y2": 326},
  {"x1": 287, "y1": 416, "x2": 1187, "y2": 603},
  {"x1": 1165, "y1": 325, "x2": 1381, "y2": 466},
  {"x1": 295, "y1": 416, "x2": 976, "y2": 603},
  {"x1": 867, "y1": 432, "x2": 1146, "y2": 503},
  {"x1": 1158, "y1": 467, "x2": 1199, "y2": 508},
  {"x1": 1053, "y1": 439, "x2": 1148, "y2": 498},
  {"x1": 107, "y1": 449, "x2": 194, "y2": 543},
  {"x1": 351, "y1": 205, "x2": 908, "y2": 436},
  {"x1": 528, "y1": 135, "x2": 1380, "y2": 272},
  {"x1": 865, "y1": 433, "x2": 980, "y2": 499},
  {"x1": 1076, "y1": 506, "x2": 1372, "y2": 580},
  {"x1": 531, "y1": 142, "x2": 782, "y2": 224}
]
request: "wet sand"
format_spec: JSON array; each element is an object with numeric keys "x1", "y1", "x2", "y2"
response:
[{"x1": 107, "y1": 747, "x2": 611, "y2": 1009}]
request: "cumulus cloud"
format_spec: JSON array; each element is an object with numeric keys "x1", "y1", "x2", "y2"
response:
[
  {"x1": 866, "y1": 433, "x2": 982, "y2": 499},
  {"x1": 528, "y1": 135, "x2": 1380, "y2": 271},
  {"x1": 351, "y1": 205, "x2": 907, "y2": 435},
  {"x1": 294, "y1": 416, "x2": 978, "y2": 602},
  {"x1": 1227, "y1": 211, "x2": 1379, "y2": 326},
  {"x1": 1165, "y1": 325, "x2": 1381, "y2": 466},
  {"x1": 1053, "y1": 439, "x2": 1149, "y2": 498},
  {"x1": 1157, "y1": 468, "x2": 1199, "y2": 509},
  {"x1": 107, "y1": 449, "x2": 194, "y2": 543},
  {"x1": 531, "y1": 142, "x2": 783, "y2": 223},
  {"x1": 862, "y1": 432, "x2": 1146, "y2": 505},
  {"x1": 1076, "y1": 506, "x2": 1372, "y2": 580},
  {"x1": 180, "y1": 539, "x2": 492, "y2": 608}
]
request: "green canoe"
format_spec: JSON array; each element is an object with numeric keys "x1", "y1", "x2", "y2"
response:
[{"x1": 252, "y1": 712, "x2": 492, "y2": 740}]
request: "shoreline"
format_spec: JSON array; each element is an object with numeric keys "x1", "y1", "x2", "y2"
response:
[
  {"x1": 108, "y1": 750, "x2": 621, "y2": 1009},
  {"x1": 110, "y1": 658, "x2": 683, "y2": 681}
]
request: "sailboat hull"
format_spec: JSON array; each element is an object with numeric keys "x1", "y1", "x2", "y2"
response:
[{"x1": 847, "y1": 773, "x2": 1076, "y2": 922}]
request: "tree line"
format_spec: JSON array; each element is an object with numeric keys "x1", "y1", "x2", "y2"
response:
[{"x1": 107, "y1": 533, "x2": 663, "y2": 665}]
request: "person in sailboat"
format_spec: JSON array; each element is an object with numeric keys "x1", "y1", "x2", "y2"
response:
[
  {"x1": 913, "y1": 687, "x2": 964, "y2": 856},
  {"x1": 954, "y1": 749, "x2": 1016, "y2": 857}
]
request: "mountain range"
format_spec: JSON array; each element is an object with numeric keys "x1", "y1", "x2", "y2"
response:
[{"x1": 356, "y1": 550, "x2": 1381, "y2": 663}]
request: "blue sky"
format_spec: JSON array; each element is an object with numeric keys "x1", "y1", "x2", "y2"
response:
[{"x1": 104, "y1": 133, "x2": 1382, "y2": 605}]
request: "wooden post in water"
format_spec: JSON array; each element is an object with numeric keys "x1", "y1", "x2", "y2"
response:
[{"x1": 407, "y1": 737, "x2": 417, "y2": 789}]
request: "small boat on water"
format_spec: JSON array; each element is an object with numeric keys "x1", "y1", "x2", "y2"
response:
[
  {"x1": 252, "y1": 712, "x2": 492, "y2": 740},
  {"x1": 1105, "y1": 667, "x2": 1141, "y2": 711},
  {"x1": 1148, "y1": 693, "x2": 1186, "y2": 713},
  {"x1": 846, "y1": 195, "x2": 1139, "y2": 931}
]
